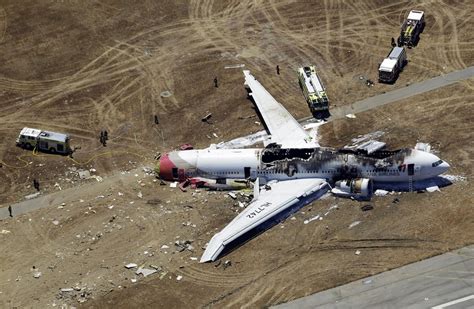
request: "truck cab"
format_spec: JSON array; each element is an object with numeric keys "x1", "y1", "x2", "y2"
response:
[{"x1": 16, "y1": 127, "x2": 41, "y2": 149}]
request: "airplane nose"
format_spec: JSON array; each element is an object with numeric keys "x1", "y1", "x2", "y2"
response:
[
  {"x1": 439, "y1": 161, "x2": 450, "y2": 173},
  {"x1": 158, "y1": 153, "x2": 176, "y2": 180}
]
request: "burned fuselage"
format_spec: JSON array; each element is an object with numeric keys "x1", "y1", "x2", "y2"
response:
[
  {"x1": 258, "y1": 146, "x2": 412, "y2": 183},
  {"x1": 159, "y1": 144, "x2": 448, "y2": 190}
]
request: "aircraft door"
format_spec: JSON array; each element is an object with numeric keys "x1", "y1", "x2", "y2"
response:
[
  {"x1": 178, "y1": 169, "x2": 186, "y2": 182},
  {"x1": 407, "y1": 164, "x2": 415, "y2": 176},
  {"x1": 244, "y1": 167, "x2": 251, "y2": 179}
]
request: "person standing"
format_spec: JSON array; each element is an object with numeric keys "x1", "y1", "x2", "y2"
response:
[
  {"x1": 391, "y1": 37, "x2": 396, "y2": 47},
  {"x1": 276, "y1": 65, "x2": 280, "y2": 75},
  {"x1": 33, "y1": 179, "x2": 40, "y2": 191},
  {"x1": 214, "y1": 77, "x2": 218, "y2": 88},
  {"x1": 8, "y1": 205, "x2": 12, "y2": 217}
]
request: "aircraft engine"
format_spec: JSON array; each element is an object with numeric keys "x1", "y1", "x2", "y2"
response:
[
  {"x1": 190, "y1": 177, "x2": 250, "y2": 190},
  {"x1": 332, "y1": 178, "x2": 373, "y2": 200}
]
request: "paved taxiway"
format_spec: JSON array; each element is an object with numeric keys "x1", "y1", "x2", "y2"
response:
[{"x1": 274, "y1": 245, "x2": 474, "y2": 309}]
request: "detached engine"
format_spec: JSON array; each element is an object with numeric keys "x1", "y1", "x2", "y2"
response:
[{"x1": 331, "y1": 178, "x2": 373, "y2": 200}]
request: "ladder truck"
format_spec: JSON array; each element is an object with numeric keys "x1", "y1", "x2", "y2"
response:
[
  {"x1": 297, "y1": 65, "x2": 329, "y2": 118},
  {"x1": 398, "y1": 10, "x2": 425, "y2": 47}
]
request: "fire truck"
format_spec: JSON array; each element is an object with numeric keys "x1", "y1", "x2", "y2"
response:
[
  {"x1": 378, "y1": 46, "x2": 407, "y2": 83},
  {"x1": 398, "y1": 10, "x2": 425, "y2": 47},
  {"x1": 16, "y1": 127, "x2": 71, "y2": 154},
  {"x1": 297, "y1": 65, "x2": 329, "y2": 117}
]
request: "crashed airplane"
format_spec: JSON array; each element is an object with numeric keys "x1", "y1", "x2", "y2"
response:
[{"x1": 158, "y1": 70, "x2": 450, "y2": 263}]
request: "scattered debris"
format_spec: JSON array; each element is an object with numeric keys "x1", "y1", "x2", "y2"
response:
[
  {"x1": 179, "y1": 144, "x2": 194, "y2": 150},
  {"x1": 216, "y1": 130, "x2": 267, "y2": 149},
  {"x1": 90, "y1": 175, "x2": 103, "y2": 182},
  {"x1": 361, "y1": 204, "x2": 374, "y2": 211},
  {"x1": 355, "y1": 250, "x2": 361, "y2": 255},
  {"x1": 161, "y1": 245, "x2": 170, "y2": 249},
  {"x1": 415, "y1": 142, "x2": 431, "y2": 153},
  {"x1": 33, "y1": 271, "x2": 42, "y2": 278},
  {"x1": 345, "y1": 114, "x2": 356, "y2": 119},
  {"x1": 160, "y1": 91, "x2": 172, "y2": 98},
  {"x1": 124, "y1": 263, "x2": 138, "y2": 269},
  {"x1": 304, "y1": 214, "x2": 321, "y2": 224},
  {"x1": 362, "y1": 279, "x2": 373, "y2": 285},
  {"x1": 223, "y1": 260, "x2": 232, "y2": 269},
  {"x1": 1, "y1": 229, "x2": 11, "y2": 234},
  {"x1": 136, "y1": 267, "x2": 157, "y2": 277},
  {"x1": 175, "y1": 240, "x2": 194, "y2": 252},
  {"x1": 374, "y1": 189, "x2": 389, "y2": 196},
  {"x1": 137, "y1": 191, "x2": 143, "y2": 199},
  {"x1": 201, "y1": 113, "x2": 212, "y2": 123},
  {"x1": 392, "y1": 198, "x2": 400, "y2": 204},
  {"x1": 349, "y1": 221, "x2": 361, "y2": 229},
  {"x1": 228, "y1": 192, "x2": 237, "y2": 199},
  {"x1": 440, "y1": 174, "x2": 467, "y2": 182},
  {"x1": 52, "y1": 220, "x2": 60, "y2": 226},
  {"x1": 25, "y1": 192, "x2": 40, "y2": 200},
  {"x1": 61, "y1": 288, "x2": 74, "y2": 292},
  {"x1": 176, "y1": 275, "x2": 183, "y2": 281},
  {"x1": 170, "y1": 182, "x2": 178, "y2": 188},
  {"x1": 78, "y1": 170, "x2": 91, "y2": 179},
  {"x1": 131, "y1": 278, "x2": 137, "y2": 283},
  {"x1": 212, "y1": 133, "x2": 219, "y2": 138}
]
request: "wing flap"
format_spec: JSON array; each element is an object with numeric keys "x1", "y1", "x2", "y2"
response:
[{"x1": 200, "y1": 178, "x2": 328, "y2": 262}]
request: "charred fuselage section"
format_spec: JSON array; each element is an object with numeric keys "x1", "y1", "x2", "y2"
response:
[{"x1": 259, "y1": 146, "x2": 412, "y2": 182}]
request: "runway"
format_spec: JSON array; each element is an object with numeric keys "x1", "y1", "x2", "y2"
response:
[{"x1": 273, "y1": 245, "x2": 474, "y2": 309}]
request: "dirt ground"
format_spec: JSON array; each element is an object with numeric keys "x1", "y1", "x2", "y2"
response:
[{"x1": 0, "y1": 0, "x2": 472, "y2": 308}]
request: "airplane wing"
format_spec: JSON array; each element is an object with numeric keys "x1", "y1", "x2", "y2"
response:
[
  {"x1": 243, "y1": 70, "x2": 318, "y2": 149},
  {"x1": 200, "y1": 178, "x2": 329, "y2": 262}
]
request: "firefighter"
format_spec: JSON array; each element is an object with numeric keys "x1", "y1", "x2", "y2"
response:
[
  {"x1": 391, "y1": 37, "x2": 396, "y2": 47},
  {"x1": 33, "y1": 179, "x2": 40, "y2": 191}
]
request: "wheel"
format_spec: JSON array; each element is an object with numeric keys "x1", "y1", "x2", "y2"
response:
[{"x1": 49, "y1": 147, "x2": 56, "y2": 154}]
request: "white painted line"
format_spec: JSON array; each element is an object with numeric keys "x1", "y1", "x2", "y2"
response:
[{"x1": 432, "y1": 294, "x2": 474, "y2": 309}]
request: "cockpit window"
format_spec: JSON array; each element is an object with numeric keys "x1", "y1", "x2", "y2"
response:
[{"x1": 432, "y1": 160, "x2": 443, "y2": 167}]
